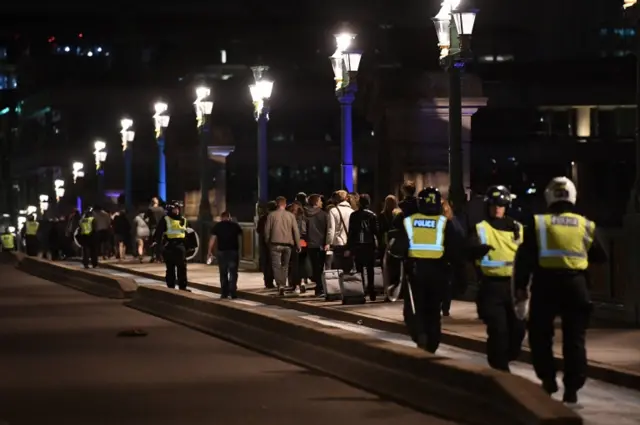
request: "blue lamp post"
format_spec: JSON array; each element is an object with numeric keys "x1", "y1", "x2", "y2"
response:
[
  {"x1": 249, "y1": 66, "x2": 274, "y2": 204},
  {"x1": 93, "y1": 140, "x2": 107, "y2": 200},
  {"x1": 154, "y1": 102, "x2": 170, "y2": 202},
  {"x1": 330, "y1": 32, "x2": 362, "y2": 192},
  {"x1": 72, "y1": 161, "x2": 85, "y2": 212},
  {"x1": 120, "y1": 119, "x2": 135, "y2": 210}
]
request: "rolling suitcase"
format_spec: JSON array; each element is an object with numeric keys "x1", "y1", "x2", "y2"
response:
[
  {"x1": 340, "y1": 271, "x2": 366, "y2": 305},
  {"x1": 322, "y1": 269, "x2": 343, "y2": 301}
]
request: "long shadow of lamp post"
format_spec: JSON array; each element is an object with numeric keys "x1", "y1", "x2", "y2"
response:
[
  {"x1": 249, "y1": 66, "x2": 274, "y2": 211},
  {"x1": 120, "y1": 118, "x2": 135, "y2": 211},
  {"x1": 194, "y1": 86, "x2": 214, "y2": 260},
  {"x1": 154, "y1": 102, "x2": 170, "y2": 202},
  {"x1": 432, "y1": 0, "x2": 478, "y2": 211},
  {"x1": 330, "y1": 32, "x2": 363, "y2": 193},
  {"x1": 93, "y1": 140, "x2": 107, "y2": 202}
]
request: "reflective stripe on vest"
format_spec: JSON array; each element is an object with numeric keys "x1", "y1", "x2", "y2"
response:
[
  {"x1": 25, "y1": 221, "x2": 39, "y2": 235},
  {"x1": 164, "y1": 216, "x2": 186, "y2": 239},
  {"x1": 1, "y1": 234, "x2": 14, "y2": 249},
  {"x1": 534, "y1": 213, "x2": 594, "y2": 270},
  {"x1": 475, "y1": 220, "x2": 522, "y2": 277},
  {"x1": 403, "y1": 214, "x2": 446, "y2": 259},
  {"x1": 80, "y1": 217, "x2": 94, "y2": 235}
]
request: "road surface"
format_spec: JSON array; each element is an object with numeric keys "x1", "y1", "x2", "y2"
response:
[{"x1": 0, "y1": 266, "x2": 458, "y2": 425}]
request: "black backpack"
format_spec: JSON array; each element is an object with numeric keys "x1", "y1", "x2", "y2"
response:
[{"x1": 358, "y1": 211, "x2": 375, "y2": 244}]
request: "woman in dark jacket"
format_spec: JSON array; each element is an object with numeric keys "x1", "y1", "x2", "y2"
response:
[
  {"x1": 287, "y1": 202, "x2": 310, "y2": 293},
  {"x1": 256, "y1": 201, "x2": 277, "y2": 289}
]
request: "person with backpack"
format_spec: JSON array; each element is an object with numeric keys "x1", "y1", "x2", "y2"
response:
[
  {"x1": 346, "y1": 194, "x2": 379, "y2": 301},
  {"x1": 324, "y1": 190, "x2": 354, "y2": 272}
]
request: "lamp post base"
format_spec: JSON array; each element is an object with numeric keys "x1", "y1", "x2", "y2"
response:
[{"x1": 622, "y1": 212, "x2": 640, "y2": 325}]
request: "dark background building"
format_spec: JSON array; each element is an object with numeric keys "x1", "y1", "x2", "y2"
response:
[{"x1": 0, "y1": 0, "x2": 636, "y2": 223}]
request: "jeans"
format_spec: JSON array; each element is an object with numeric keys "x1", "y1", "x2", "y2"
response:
[
  {"x1": 218, "y1": 250, "x2": 239, "y2": 297},
  {"x1": 270, "y1": 244, "x2": 292, "y2": 288}
]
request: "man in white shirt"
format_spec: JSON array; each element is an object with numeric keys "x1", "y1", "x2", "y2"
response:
[{"x1": 324, "y1": 190, "x2": 354, "y2": 271}]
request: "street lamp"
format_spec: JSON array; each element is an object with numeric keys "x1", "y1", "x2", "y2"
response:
[
  {"x1": 154, "y1": 102, "x2": 170, "y2": 201},
  {"x1": 330, "y1": 32, "x2": 362, "y2": 192},
  {"x1": 72, "y1": 161, "x2": 85, "y2": 211},
  {"x1": 39, "y1": 194, "x2": 49, "y2": 216},
  {"x1": 54, "y1": 179, "x2": 65, "y2": 202},
  {"x1": 249, "y1": 66, "x2": 274, "y2": 204},
  {"x1": 94, "y1": 140, "x2": 107, "y2": 199},
  {"x1": 121, "y1": 118, "x2": 135, "y2": 211},
  {"x1": 432, "y1": 0, "x2": 478, "y2": 211},
  {"x1": 194, "y1": 86, "x2": 214, "y2": 245}
]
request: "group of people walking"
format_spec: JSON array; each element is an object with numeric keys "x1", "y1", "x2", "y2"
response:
[{"x1": 257, "y1": 176, "x2": 607, "y2": 406}]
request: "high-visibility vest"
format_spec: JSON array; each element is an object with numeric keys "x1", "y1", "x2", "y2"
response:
[
  {"x1": 1, "y1": 234, "x2": 15, "y2": 250},
  {"x1": 475, "y1": 220, "x2": 523, "y2": 277},
  {"x1": 534, "y1": 213, "x2": 594, "y2": 270},
  {"x1": 25, "y1": 221, "x2": 39, "y2": 236},
  {"x1": 164, "y1": 216, "x2": 186, "y2": 239},
  {"x1": 402, "y1": 214, "x2": 447, "y2": 259},
  {"x1": 80, "y1": 217, "x2": 95, "y2": 235}
]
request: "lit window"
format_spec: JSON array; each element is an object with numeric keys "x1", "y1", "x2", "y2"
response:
[
  {"x1": 0, "y1": 47, "x2": 6, "y2": 59},
  {"x1": 479, "y1": 55, "x2": 495, "y2": 62}
]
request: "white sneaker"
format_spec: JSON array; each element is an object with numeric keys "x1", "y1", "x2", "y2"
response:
[{"x1": 294, "y1": 287, "x2": 301, "y2": 294}]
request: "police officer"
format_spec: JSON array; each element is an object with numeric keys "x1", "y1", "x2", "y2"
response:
[
  {"x1": 513, "y1": 177, "x2": 607, "y2": 405},
  {"x1": 23, "y1": 215, "x2": 40, "y2": 256},
  {"x1": 397, "y1": 187, "x2": 464, "y2": 353},
  {"x1": 154, "y1": 201, "x2": 189, "y2": 291},
  {"x1": 469, "y1": 185, "x2": 525, "y2": 372},
  {"x1": 1, "y1": 226, "x2": 16, "y2": 252},
  {"x1": 79, "y1": 207, "x2": 98, "y2": 268}
]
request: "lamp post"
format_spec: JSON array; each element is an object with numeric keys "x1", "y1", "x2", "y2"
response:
[
  {"x1": 38, "y1": 194, "x2": 49, "y2": 216},
  {"x1": 72, "y1": 161, "x2": 85, "y2": 212},
  {"x1": 330, "y1": 33, "x2": 363, "y2": 192},
  {"x1": 194, "y1": 86, "x2": 214, "y2": 253},
  {"x1": 432, "y1": 0, "x2": 478, "y2": 210},
  {"x1": 93, "y1": 140, "x2": 107, "y2": 201},
  {"x1": 154, "y1": 102, "x2": 170, "y2": 202},
  {"x1": 54, "y1": 179, "x2": 65, "y2": 203},
  {"x1": 249, "y1": 66, "x2": 274, "y2": 205},
  {"x1": 121, "y1": 119, "x2": 135, "y2": 211}
]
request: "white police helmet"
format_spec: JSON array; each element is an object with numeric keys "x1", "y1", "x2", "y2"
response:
[{"x1": 544, "y1": 177, "x2": 577, "y2": 206}]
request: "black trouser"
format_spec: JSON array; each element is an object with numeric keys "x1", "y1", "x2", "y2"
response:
[
  {"x1": 476, "y1": 277, "x2": 526, "y2": 371},
  {"x1": 25, "y1": 235, "x2": 39, "y2": 256},
  {"x1": 403, "y1": 259, "x2": 447, "y2": 353},
  {"x1": 80, "y1": 234, "x2": 98, "y2": 268},
  {"x1": 164, "y1": 242, "x2": 187, "y2": 289},
  {"x1": 528, "y1": 275, "x2": 591, "y2": 392},
  {"x1": 259, "y1": 242, "x2": 274, "y2": 288},
  {"x1": 96, "y1": 229, "x2": 110, "y2": 258},
  {"x1": 354, "y1": 244, "x2": 376, "y2": 294},
  {"x1": 307, "y1": 247, "x2": 326, "y2": 294}
]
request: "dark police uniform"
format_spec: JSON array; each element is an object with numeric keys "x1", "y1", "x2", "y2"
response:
[
  {"x1": 155, "y1": 203, "x2": 189, "y2": 290},
  {"x1": 469, "y1": 186, "x2": 526, "y2": 372},
  {"x1": 24, "y1": 218, "x2": 40, "y2": 256},
  {"x1": 398, "y1": 187, "x2": 463, "y2": 353},
  {"x1": 79, "y1": 211, "x2": 98, "y2": 268},
  {"x1": 513, "y1": 178, "x2": 607, "y2": 404},
  {"x1": 1, "y1": 230, "x2": 16, "y2": 251}
]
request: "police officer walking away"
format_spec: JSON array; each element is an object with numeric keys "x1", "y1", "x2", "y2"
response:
[
  {"x1": 397, "y1": 187, "x2": 464, "y2": 353},
  {"x1": 22, "y1": 215, "x2": 40, "y2": 256},
  {"x1": 79, "y1": 207, "x2": 98, "y2": 269},
  {"x1": 1, "y1": 226, "x2": 16, "y2": 252},
  {"x1": 513, "y1": 177, "x2": 607, "y2": 405},
  {"x1": 469, "y1": 186, "x2": 525, "y2": 371},
  {"x1": 155, "y1": 201, "x2": 189, "y2": 291}
]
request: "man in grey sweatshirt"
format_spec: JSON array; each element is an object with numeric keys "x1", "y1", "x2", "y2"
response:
[{"x1": 264, "y1": 196, "x2": 301, "y2": 295}]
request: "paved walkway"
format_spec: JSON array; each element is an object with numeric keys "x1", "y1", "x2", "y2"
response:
[
  {"x1": 101, "y1": 260, "x2": 640, "y2": 377},
  {"x1": 1, "y1": 266, "x2": 457, "y2": 425}
]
